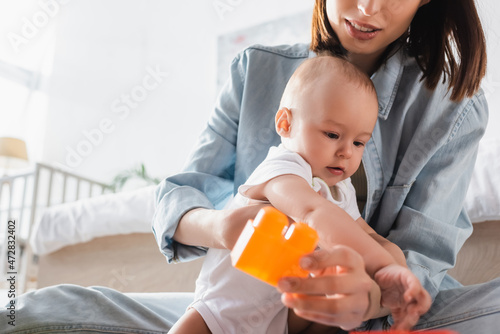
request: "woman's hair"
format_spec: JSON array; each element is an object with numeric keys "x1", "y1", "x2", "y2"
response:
[{"x1": 310, "y1": 0, "x2": 487, "y2": 102}]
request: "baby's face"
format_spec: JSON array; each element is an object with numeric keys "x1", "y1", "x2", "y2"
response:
[{"x1": 284, "y1": 76, "x2": 378, "y2": 187}]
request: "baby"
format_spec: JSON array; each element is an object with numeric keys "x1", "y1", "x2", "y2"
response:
[{"x1": 170, "y1": 55, "x2": 431, "y2": 333}]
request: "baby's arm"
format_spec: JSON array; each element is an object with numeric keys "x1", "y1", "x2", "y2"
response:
[
  {"x1": 355, "y1": 217, "x2": 407, "y2": 267},
  {"x1": 354, "y1": 217, "x2": 432, "y2": 328},
  {"x1": 246, "y1": 174, "x2": 396, "y2": 276}
]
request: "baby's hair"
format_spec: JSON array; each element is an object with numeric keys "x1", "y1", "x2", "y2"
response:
[{"x1": 280, "y1": 56, "x2": 376, "y2": 109}]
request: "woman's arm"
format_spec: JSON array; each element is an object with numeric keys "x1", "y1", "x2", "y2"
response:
[
  {"x1": 152, "y1": 53, "x2": 247, "y2": 262},
  {"x1": 152, "y1": 44, "x2": 307, "y2": 263},
  {"x1": 173, "y1": 205, "x2": 266, "y2": 250}
]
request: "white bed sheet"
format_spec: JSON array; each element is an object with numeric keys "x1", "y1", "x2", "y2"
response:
[
  {"x1": 464, "y1": 137, "x2": 500, "y2": 223},
  {"x1": 30, "y1": 185, "x2": 156, "y2": 255}
]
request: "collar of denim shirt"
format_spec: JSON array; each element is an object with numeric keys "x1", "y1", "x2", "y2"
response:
[
  {"x1": 370, "y1": 49, "x2": 406, "y2": 121},
  {"x1": 308, "y1": 47, "x2": 406, "y2": 122}
]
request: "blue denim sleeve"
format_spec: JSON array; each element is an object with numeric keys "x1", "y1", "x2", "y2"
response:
[
  {"x1": 152, "y1": 54, "x2": 246, "y2": 263},
  {"x1": 387, "y1": 92, "x2": 489, "y2": 299}
]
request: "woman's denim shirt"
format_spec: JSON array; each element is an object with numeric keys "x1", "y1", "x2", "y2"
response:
[{"x1": 153, "y1": 44, "x2": 488, "y2": 300}]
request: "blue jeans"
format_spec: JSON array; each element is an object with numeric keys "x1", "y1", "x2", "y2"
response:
[{"x1": 2, "y1": 279, "x2": 500, "y2": 333}]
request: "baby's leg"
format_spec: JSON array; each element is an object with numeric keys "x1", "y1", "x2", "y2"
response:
[
  {"x1": 169, "y1": 307, "x2": 211, "y2": 334},
  {"x1": 288, "y1": 308, "x2": 311, "y2": 334},
  {"x1": 288, "y1": 308, "x2": 340, "y2": 334}
]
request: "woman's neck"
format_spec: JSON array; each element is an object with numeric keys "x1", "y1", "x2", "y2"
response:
[{"x1": 347, "y1": 52, "x2": 382, "y2": 77}]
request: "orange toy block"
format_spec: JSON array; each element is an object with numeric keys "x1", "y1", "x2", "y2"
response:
[{"x1": 231, "y1": 207, "x2": 319, "y2": 286}]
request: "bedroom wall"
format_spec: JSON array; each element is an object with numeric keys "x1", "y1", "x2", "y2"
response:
[
  {"x1": 1, "y1": 0, "x2": 499, "y2": 184},
  {"x1": 478, "y1": 1, "x2": 500, "y2": 140},
  {"x1": 37, "y1": 0, "x2": 313, "y2": 183}
]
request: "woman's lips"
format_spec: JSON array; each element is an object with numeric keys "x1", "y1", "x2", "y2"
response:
[{"x1": 345, "y1": 19, "x2": 380, "y2": 40}]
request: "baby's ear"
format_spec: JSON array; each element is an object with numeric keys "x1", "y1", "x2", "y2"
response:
[{"x1": 275, "y1": 108, "x2": 292, "y2": 137}]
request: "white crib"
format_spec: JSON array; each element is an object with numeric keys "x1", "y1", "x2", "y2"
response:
[{"x1": 0, "y1": 162, "x2": 109, "y2": 294}]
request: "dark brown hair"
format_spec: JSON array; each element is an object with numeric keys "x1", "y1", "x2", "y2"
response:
[{"x1": 311, "y1": 0, "x2": 487, "y2": 102}]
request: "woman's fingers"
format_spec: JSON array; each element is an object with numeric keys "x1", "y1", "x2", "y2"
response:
[
  {"x1": 300, "y1": 246, "x2": 365, "y2": 274},
  {"x1": 278, "y1": 246, "x2": 371, "y2": 296},
  {"x1": 281, "y1": 293, "x2": 368, "y2": 329},
  {"x1": 277, "y1": 246, "x2": 374, "y2": 329},
  {"x1": 281, "y1": 293, "x2": 368, "y2": 316},
  {"x1": 278, "y1": 272, "x2": 370, "y2": 296}
]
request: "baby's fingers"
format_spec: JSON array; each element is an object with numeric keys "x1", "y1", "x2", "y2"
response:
[
  {"x1": 403, "y1": 287, "x2": 431, "y2": 314},
  {"x1": 391, "y1": 290, "x2": 431, "y2": 330},
  {"x1": 391, "y1": 312, "x2": 420, "y2": 331},
  {"x1": 390, "y1": 304, "x2": 423, "y2": 331}
]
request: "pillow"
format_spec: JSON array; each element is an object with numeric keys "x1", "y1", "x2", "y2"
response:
[
  {"x1": 30, "y1": 185, "x2": 156, "y2": 255},
  {"x1": 464, "y1": 137, "x2": 500, "y2": 223}
]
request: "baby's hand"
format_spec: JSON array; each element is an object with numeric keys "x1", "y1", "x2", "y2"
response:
[{"x1": 374, "y1": 264, "x2": 431, "y2": 330}]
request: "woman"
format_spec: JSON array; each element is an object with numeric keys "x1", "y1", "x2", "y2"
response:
[
  {"x1": 4, "y1": 0, "x2": 499, "y2": 333},
  {"x1": 154, "y1": 0, "x2": 497, "y2": 331}
]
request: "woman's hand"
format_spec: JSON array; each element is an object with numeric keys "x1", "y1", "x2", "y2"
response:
[
  {"x1": 174, "y1": 205, "x2": 268, "y2": 250},
  {"x1": 216, "y1": 204, "x2": 269, "y2": 249},
  {"x1": 277, "y1": 246, "x2": 377, "y2": 331}
]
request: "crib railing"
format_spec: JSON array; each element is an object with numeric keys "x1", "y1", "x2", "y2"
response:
[{"x1": 0, "y1": 162, "x2": 110, "y2": 294}]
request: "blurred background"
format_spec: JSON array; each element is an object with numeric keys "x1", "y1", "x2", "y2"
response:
[
  {"x1": 1, "y1": 0, "x2": 500, "y2": 302},
  {"x1": 0, "y1": 0, "x2": 499, "y2": 185}
]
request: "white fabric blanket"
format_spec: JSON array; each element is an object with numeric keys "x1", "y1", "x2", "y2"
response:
[
  {"x1": 30, "y1": 185, "x2": 156, "y2": 255},
  {"x1": 464, "y1": 137, "x2": 500, "y2": 223}
]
